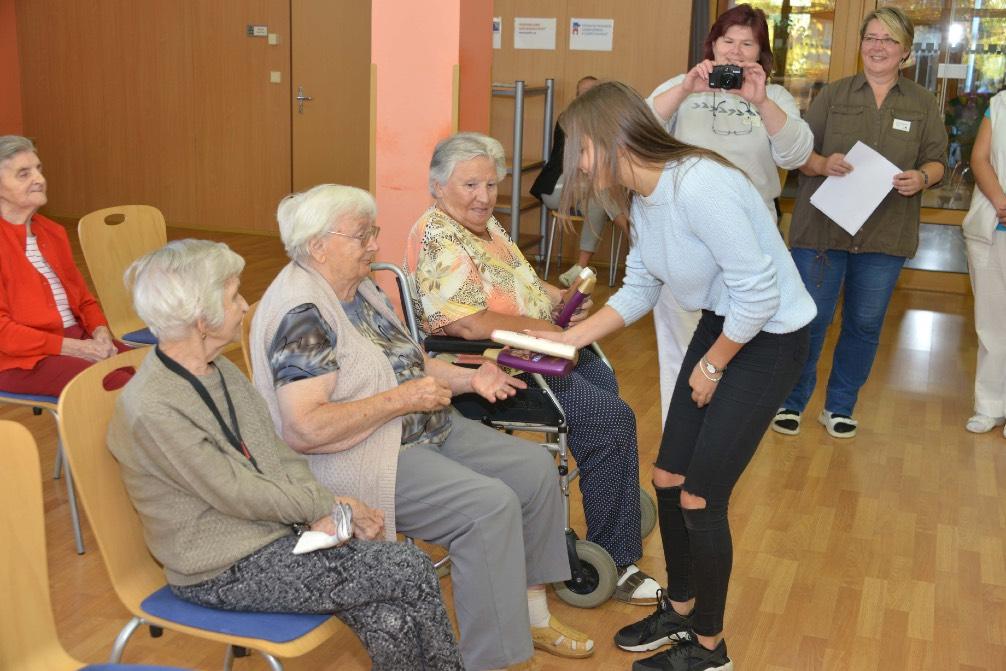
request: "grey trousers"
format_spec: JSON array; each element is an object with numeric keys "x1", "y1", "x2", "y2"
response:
[{"x1": 396, "y1": 411, "x2": 570, "y2": 671}]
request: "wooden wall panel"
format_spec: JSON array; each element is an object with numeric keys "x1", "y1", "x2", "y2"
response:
[
  {"x1": 16, "y1": 0, "x2": 290, "y2": 234},
  {"x1": 491, "y1": 0, "x2": 692, "y2": 252}
]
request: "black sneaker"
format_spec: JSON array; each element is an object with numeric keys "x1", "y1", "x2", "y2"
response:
[
  {"x1": 614, "y1": 589, "x2": 693, "y2": 652},
  {"x1": 632, "y1": 637, "x2": 733, "y2": 671}
]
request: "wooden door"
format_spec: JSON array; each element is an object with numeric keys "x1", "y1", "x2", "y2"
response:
[{"x1": 291, "y1": 0, "x2": 372, "y2": 192}]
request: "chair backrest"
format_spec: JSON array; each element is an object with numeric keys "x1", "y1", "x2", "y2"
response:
[
  {"x1": 78, "y1": 205, "x2": 167, "y2": 339},
  {"x1": 57, "y1": 347, "x2": 166, "y2": 613},
  {"x1": 240, "y1": 300, "x2": 260, "y2": 379},
  {"x1": 0, "y1": 420, "x2": 81, "y2": 670}
]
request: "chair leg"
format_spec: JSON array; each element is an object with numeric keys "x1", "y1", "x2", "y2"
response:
[
  {"x1": 61, "y1": 442, "x2": 86, "y2": 554},
  {"x1": 223, "y1": 645, "x2": 235, "y2": 671},
  {"x1": 609, "y1": 228, "x2": 624, "y2": 287},
  {"x1": 260, "y1": 652, "x2": 284, "y2": 671},
  {"x1": 53, "y1": 442, "x2": 63, "y2": 480},
  {"x1": 110, "y1": 616, "x2": 144, "y2": 663},
  {"x1": 543, "y1": 214, "x2": 558, "y2": 280}
]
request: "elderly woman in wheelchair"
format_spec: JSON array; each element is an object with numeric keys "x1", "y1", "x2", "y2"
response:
[
  {"x1": 107, "y1": 239, "x2": 464, "y2": 671},
  {"x1": 404, "y1": 132, "x2": 659, "y2": 607},
  {"x1": 249, "y1": 184, "x2": 595, "y2": 670}
]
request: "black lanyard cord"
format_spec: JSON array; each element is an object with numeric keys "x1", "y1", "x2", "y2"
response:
[{"x1": 155, "y1": 347, "x2": 262, "y2": 474}]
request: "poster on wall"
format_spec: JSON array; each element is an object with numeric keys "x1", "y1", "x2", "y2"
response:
[
  {"x1": 514, "y1": 17, "x2": 556, "y2": 50},
  {"x1": 493, "y1": 16, "x2": 502, "y2": 49},
  {"x1": 569, "y1": 18, "x2": 614, "y2": 51}
]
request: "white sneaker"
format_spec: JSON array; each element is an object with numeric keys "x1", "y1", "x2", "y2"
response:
[
  {"x1": 558, "y1": 264, "x2": 582, "y2": 288},
  {"x1": 965, "y1": 414, "x2": 1004, "y2": 434}
]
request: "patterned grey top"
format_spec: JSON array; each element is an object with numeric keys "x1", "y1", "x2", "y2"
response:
[{"x1": 269, "y1": 299, "x2": 451, "y2": 448}]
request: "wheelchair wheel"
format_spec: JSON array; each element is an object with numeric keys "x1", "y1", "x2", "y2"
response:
[
  {"x1": 552, "y1": 539, "x2": 617, "y2": 608},
  {"x1": 640, "y1": 487, "x2": 657, "y2": 538}
]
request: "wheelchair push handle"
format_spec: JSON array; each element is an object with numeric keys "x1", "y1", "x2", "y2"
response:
[{"x1": 554, "y1": 267, "x2": 597, "y2": 328}]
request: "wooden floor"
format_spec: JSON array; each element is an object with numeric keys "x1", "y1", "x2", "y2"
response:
[{"x1": 7, "y1": 226, "x2": 1005, "y2": 670}]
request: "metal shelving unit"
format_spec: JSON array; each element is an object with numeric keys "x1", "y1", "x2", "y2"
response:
[{"x1": 491, "y1": 79, "x2": 554, "y2": 256}]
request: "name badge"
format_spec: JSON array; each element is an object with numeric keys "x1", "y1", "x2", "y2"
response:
[{"x1": 893, "y1": 118, "x2": 912, "y2": 132}]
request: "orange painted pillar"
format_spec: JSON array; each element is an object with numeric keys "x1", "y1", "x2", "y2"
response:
[
  {"x1": 0, "y1": 0, "x2": 23, "y2": 135},
  {"x1": 370, "y1": 0, "x2": 491, "y2": 304}
]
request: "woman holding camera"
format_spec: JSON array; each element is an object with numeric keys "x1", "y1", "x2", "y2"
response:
[{"x1": 645, "y1": 3, "x2": 813, "y2": 422}]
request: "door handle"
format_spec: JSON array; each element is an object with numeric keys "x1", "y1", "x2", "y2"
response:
[{"x1": 296, "y1": 86, "x2": 313, "y2": 114}]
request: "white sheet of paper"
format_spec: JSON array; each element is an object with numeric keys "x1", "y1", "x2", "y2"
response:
[
  {"x1": 492, "y1": 16, "x2": 502, "y2": 49},
  {"x1": 809, "y1": 141, "x2": 901, "y2": 236}
]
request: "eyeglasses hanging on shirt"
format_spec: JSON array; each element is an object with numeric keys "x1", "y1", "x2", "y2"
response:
[{"x1": 711, "y1": 92, "x2": 755, "y2": 137}]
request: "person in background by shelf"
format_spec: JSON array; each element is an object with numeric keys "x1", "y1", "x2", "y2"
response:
[{"x1": 531, "y1": 75, "x2": 629, "y2": 288}]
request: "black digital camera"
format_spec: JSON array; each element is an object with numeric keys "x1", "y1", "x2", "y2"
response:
[{"x1": 708, "y1": 64, "x2": 744, "y2": 90}]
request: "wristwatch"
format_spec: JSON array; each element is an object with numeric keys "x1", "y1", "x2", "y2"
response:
[{"x1": 702, "y1": 356, "x2": 725, "y2": 376}]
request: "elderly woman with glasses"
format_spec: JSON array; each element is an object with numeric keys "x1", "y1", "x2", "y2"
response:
[
  {"x1": 108, "y1": 239, "x2": 465, "y2": 671},
  {"x1": 404, "y1": 131, "x2": 661, "y2": 608},
  {"x1": 772, "y1": 6, "x2": 947, "y2": 439},
  {"x1": 250, "y1": 184, "x2": 592, "y2": 671},
  {"x1": 644, "y1": 3, "x2": 814, "y2": 426}
]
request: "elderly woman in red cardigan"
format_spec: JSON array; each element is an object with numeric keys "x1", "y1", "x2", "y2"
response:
[{"x1": 0, "y1": 135, "x2": 129, "y2": 396}]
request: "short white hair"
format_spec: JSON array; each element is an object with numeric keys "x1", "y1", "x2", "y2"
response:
[
  {"x1": 125, "y1": 239, "x2": 245, "y2": 342},
  {"x1": 276, "y1": 184, "x2": 377, "y2": 262},
  {"x1": 428, "y1": 132, "x2": 507, "y2": 197}
]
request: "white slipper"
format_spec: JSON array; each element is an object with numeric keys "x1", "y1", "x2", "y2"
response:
[
  {"x1": 965, "y1": 414, "x2": 1004, "y2": 434},
  {"x1": 818, "y1": 410, "x2": 857, "y2": 438}
]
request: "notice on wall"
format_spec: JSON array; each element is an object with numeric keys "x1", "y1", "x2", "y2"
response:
[
  {"x1": 492, "y1": 16, "x2": 502, "y2": 49},
  {"x1": 514, "y1": 17, "x2": 556, "y2": 50},
  {"x1": 569, "y1": 18, "x2": 614, "y2": 51}
]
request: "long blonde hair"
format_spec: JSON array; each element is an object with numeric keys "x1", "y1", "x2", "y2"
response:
[{"x1": 559, "y1": 81, "x2": 739, "y2": 220}]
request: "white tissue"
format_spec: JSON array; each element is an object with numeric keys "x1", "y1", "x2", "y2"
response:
[{"x1": 292, "y1": 531, "x2": 343, "y2": 555}]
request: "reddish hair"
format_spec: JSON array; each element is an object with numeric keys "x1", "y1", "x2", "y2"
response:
[{"x1": 703, "y1": 4, "x2": 774, "y2": 75}]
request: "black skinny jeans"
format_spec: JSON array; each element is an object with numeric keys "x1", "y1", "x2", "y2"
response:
[{"x1": 656, "y1": 310, "x2": 809, "y2": 636}]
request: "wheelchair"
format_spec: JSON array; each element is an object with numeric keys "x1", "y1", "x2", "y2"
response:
[{"x1": 372, "y1": 262, "x2": 657, "y2": 608}]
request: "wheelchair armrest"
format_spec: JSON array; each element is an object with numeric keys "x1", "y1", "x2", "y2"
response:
[{"x1": 423, "y1": 335, "x2": 497, "y2": 355}]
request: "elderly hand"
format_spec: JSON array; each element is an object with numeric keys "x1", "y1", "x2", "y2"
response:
[
  {"x1": 311, "y1": 496, "x2": 385, "y2": 541},
  {"x1": 470, "y1": 362, "x2": 527, "y2": 402},
  {"x1": 397, "y1": 376, "x2": 452, "y2": 414},
  {"x1": 61, "y1": 337, "x2": 114, "y2": 362},
  {"x1": 92, "y1": 326, "x2": 118, "y2": 358},
  {"x1": 688, "y1": 361, "x2": 720, "y2": 408},
  {"x1": 893, "y1": 170, "x2": 926, "y2": 197}
]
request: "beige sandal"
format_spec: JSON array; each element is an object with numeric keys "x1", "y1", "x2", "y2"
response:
[{"x1": 531, "y1": 616, "x2": 595, "y2": 659}]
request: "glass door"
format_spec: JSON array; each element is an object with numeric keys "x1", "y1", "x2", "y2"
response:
[{"x1": 882, "y1": 0, "x2": 1006, "y2": 212}]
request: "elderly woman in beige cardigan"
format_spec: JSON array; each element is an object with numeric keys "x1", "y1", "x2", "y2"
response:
[
  {"x1": 250, "y1": 184, "x2": 594, "y2": 671},
  {"x1": 109, "y1": 239, "x2": 465, "y2": 671}
]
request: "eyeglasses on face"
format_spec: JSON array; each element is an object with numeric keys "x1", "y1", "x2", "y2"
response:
[
  {"x1": 327, "y1": 225, "x2": 380, "y2": 244},
  {"x1": 862, "y1": 35, "x2": 901, "y2": 48}
]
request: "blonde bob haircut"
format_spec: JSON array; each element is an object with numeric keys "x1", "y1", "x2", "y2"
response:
[
  {"x1": 126, "y1": 239, "x2": 245, "y2": 342},
  {"x1": 559, "y1": 80, "x2": 740, "y2": 222},
  {"x1": 861, "y1": 6, "x2": 915, "y2": 69},
  {"x1": 276, "y1": 184, "x2": 377, "y2": 262}
]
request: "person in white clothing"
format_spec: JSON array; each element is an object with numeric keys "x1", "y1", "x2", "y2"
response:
[
  {"x1": 962, "y1": 93, "x2": 1006, "y2": 437},
  {"x1": 645, "y1": 3, "x2": 813, "y2": 423}
]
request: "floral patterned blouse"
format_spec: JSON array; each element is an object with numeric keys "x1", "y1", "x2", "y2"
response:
[{"x1": 404, "y1": 206, "x2": 553, "y2": 335}]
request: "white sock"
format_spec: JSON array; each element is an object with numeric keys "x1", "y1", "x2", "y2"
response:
[{"x1": 527, "y1": 587, "x2": 551, "y2": 628}]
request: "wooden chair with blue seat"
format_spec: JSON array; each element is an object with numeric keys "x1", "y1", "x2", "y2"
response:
[
  {"x1": 0, "y1": 419, "x2": 190, "y2": 671},
  {"x1": 0, "y1": 390, "x2": 86, "y2": 555},
  {"x1": 56, "y1": 348, "x2": 344, "y2": 670},
  {"x1": 77, "y1": 205, "x2": 166, "y2": 347}
]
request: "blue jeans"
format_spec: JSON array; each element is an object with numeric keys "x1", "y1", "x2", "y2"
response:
[{"x1": 782, "y1": 248, "x2": 905, "y2": 416}]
